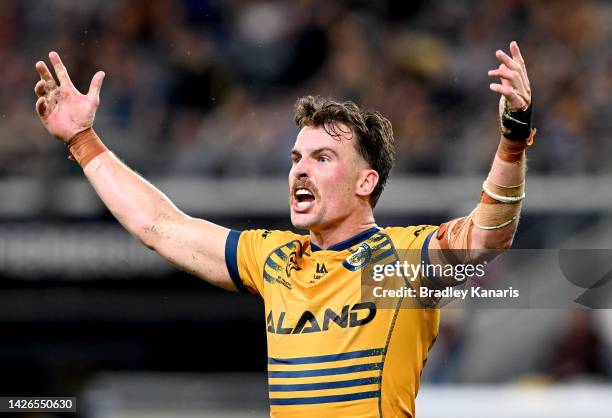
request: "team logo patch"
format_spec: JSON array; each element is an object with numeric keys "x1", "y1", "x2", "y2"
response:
[
  {"x1": 342, "y1": 243, "x2": 372, "y2": 271},
  {"x1": 263, "y1": 240, "x2": 302, "y2": 289},
  {"x1": 285, "y1": 251, "x2": 302, "y2": 277}
]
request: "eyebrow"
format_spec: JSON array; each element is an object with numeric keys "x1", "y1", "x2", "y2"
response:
[{"x1": 291, "y1": 147, "x2": 339, "y2": 157}]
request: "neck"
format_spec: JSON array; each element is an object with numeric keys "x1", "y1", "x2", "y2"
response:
[{"x1": 309, "y1": 212, "x2": 377, "y2": 250}]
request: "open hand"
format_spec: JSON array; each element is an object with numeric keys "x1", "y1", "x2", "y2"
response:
[
  {"x1": 34, "y1": 51, "x2": 105, "y2": 143},
  {"x1": 488, "y1": 41, "x2": 531, "y2": 117}
]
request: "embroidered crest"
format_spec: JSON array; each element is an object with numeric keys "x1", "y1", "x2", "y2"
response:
[{"x1": 342, "y1": 243, "x2": 373, "y2": 271}]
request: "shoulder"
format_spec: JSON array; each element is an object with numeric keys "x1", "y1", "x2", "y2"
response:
[
  {"x1": 379, "y1": 225, "x2": 438, "y2": 248},
  {"x1": 236, "y1": 229, "x2": 308, "y2": 253},
  {"x1": 240, "y1": 229, "x2": 305, "y2": 243}
]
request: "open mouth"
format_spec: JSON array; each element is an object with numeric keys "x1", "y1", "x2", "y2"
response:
[
  {"x1": 293, "y1": 187, "x2": 316, "y2": 212},
  {"x1": 295, "y1": 188, "x2": 315, "y2": 203}
]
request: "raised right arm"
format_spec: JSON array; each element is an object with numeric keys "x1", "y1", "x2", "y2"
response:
[
  {"x1": 34, "y1": 51, "x2": 238, "y2": 291},
  {"x1": 84, "y1": 151, "x2": 235, "y2": 290}
]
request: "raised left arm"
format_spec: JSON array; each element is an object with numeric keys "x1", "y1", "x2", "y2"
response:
[{"x1": 427, "y1": 41, "x2": 535, "y2": 269}]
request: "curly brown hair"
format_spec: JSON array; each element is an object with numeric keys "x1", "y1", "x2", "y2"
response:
[{"x1": 294, "y1": 95, "x2": 396, "y2": 208}]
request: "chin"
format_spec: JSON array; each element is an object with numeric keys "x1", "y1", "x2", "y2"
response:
[{"x1": 290, "y1": 211, "x2": 321, "y2": 231}]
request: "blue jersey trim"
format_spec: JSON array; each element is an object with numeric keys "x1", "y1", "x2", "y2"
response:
[
  {"x1": 269, "y1": 348, "x2": 384, "y2": 365},
  {"x1": 311, "y1": 227, "x2": 380, "y2": 252},
  {"x1": 419, "y1": 228, "x2": 452, "y2": 291},
  {"x1": 268, "y1": 363, "x2": 382, "y2": 378},
  {"x1": 269, "y1": 377, "x2": 380, "y2": 392},
  {"x1": 269, "y1": 390, "x2": 379, "y2": 405},
  {"x1": 421, "y1": 229, "x2": 437, "y2": 267},
  {"x1": 225, "y1": 230, "x2": 248, "y2": 293}
]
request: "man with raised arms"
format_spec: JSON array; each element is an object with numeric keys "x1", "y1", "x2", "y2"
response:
[{"x1": 33, "y1": 41, "x2": 533, "y2": 417}]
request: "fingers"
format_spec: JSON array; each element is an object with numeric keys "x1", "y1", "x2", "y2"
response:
[
  {"x1": 487, "y1": 64, "x2": 521, "y2": 85},
  {"x1": 34, "y1": 80, "x2": 47, "y2": 97},
  {"x1": 489, "y1": 83, "x2": 513, "y2": 97},
  {"x1": 489, "y1": 80, "x2": 526, "y2": 110},
  {"x1": 35, "y1": 96, "x2": 47, "y2": 117},
  {"x1": 489, "y1": 43, "x2": 531, "y2": 107},
  {"x1": 489, "y1": 83, "x2": 522, "y2": 108},
  {"x1": 35, "y1": 61, "x2": 57, "y2": 88},
  {"x1": 510, "y1": 41, "x2": 526, "y2": 72},
  {"x1": 509, "y1": 41, "x2": 521, "y2": 63},
  {"x1": 48, "y1": 51, "x2": 74, "y2": 87},
  {"x1": 489, "y1": 42, "x2": 532, "y2": 112},
  {"x1": 509, "y1": 41, "x2": 530, "y2": 89},
  {"x1": 87, "y1": 71, "x2": 105, "y2": 102},
  {"x1": 495, "y1": 49, "x2": 521, "y2": 72}
]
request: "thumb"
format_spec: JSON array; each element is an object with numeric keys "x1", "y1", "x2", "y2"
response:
[
  {"x1": 36, "y1": 96, "x2": 47, "y2": 117},
  {"x1": 87, "y1": 71, "x2": 105, "y2": 102},
  {"x1": 498, "y1": 96, "x2": 505, "y2": 114}
]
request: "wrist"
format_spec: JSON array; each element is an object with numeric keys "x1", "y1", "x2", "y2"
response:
[
  {"x1": 66, "y1": 128, "x2": 108, "y2": 168},
  {"x1": 496, "y1": 129, "x2": 536, "y2": 163},
  {"x1": 501, "y1": 102, "x2": 533, "y2": 140}
]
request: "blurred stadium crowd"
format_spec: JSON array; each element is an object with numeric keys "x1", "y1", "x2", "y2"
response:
[{"x1": 1, "y1": 0, "x2": 612, "y2": 177}]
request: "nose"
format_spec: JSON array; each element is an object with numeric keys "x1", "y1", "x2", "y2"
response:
[{"x1": 292, "y1": 158, "x2": 311, "y2": 179}]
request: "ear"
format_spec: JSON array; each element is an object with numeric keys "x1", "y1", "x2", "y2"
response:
[{"x1": 356, "y1": 169, "x2": 379, "y2": 199}]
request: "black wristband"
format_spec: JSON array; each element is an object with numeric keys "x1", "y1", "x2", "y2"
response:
[{"x1": 501, "y1": 103, "x2": 533, "y2": 141}]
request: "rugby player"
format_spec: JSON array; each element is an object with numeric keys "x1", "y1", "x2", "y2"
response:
[{"x1": 33, "y1": 41, "x2": 533, "y2": 417}]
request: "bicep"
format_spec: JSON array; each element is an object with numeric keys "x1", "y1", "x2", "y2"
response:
[{"x1": 147, "y1": 214, "x2": 238, "y2": 291}]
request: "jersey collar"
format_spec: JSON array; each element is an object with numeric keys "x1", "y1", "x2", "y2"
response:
[{"x1": 310, "y1": 226, "x2": 381, "y2": 252}]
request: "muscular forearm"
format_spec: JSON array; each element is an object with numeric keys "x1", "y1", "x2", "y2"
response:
[
  {"x1": 78, "y1": 136, "x2": 234, "y2": 289},
  {"x1": 83, "y1": 150, "x2": 184, "y2": 249},
  {"x1": 77, "y1": 135, "x2": 233, "y2": 289}
]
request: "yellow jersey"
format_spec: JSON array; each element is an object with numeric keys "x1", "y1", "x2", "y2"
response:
[{"x1": 225, "y1": 225, "x2": 439, "y2": 418}]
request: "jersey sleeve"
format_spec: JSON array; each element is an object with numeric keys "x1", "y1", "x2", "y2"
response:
[
  {"x1": 383, "y1": 225, "x2": 440, "y2": 308},
  {"x1": 225, "y1": 229, "x2": 300, "y2": 296},
  {"x1": 388, "y1": 225, "x2": 438, "y2": 260},
  {"x1": 383, "y1": 225, "x2": 440, "y2": 276},
  {"x1": 415, "y1": 225, "x2": 439, "y2": 266}
]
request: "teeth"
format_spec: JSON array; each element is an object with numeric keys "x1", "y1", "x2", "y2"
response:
[{"x1": 296, "y1": 189, "x2": 313, "y2": 196}]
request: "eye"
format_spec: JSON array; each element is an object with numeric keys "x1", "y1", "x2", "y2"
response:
[
  {"x1": 318, "y1": 155, "x2": 330, "y2": 163},
  {"x1": 291, "y1": 155, "x2": 301, "y2": 164}
]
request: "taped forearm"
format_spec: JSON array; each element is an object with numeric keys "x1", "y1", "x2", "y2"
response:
[
  {"x1": 432, "y1": 175, "x2": 525, "y2": 265},
  {"x1": 473, "y1": 179, "x2": 523, "y2": 230},
  {"x1": 471, "y1": 124, "x2": 535, "y2": 232},
  {"x1": 431, "y1": 129, "x2": 535, "y2": 268}
]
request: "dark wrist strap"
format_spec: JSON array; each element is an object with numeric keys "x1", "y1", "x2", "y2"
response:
[{"x1": 501, "y1": 102, "x2": 533, "y2": 141}]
